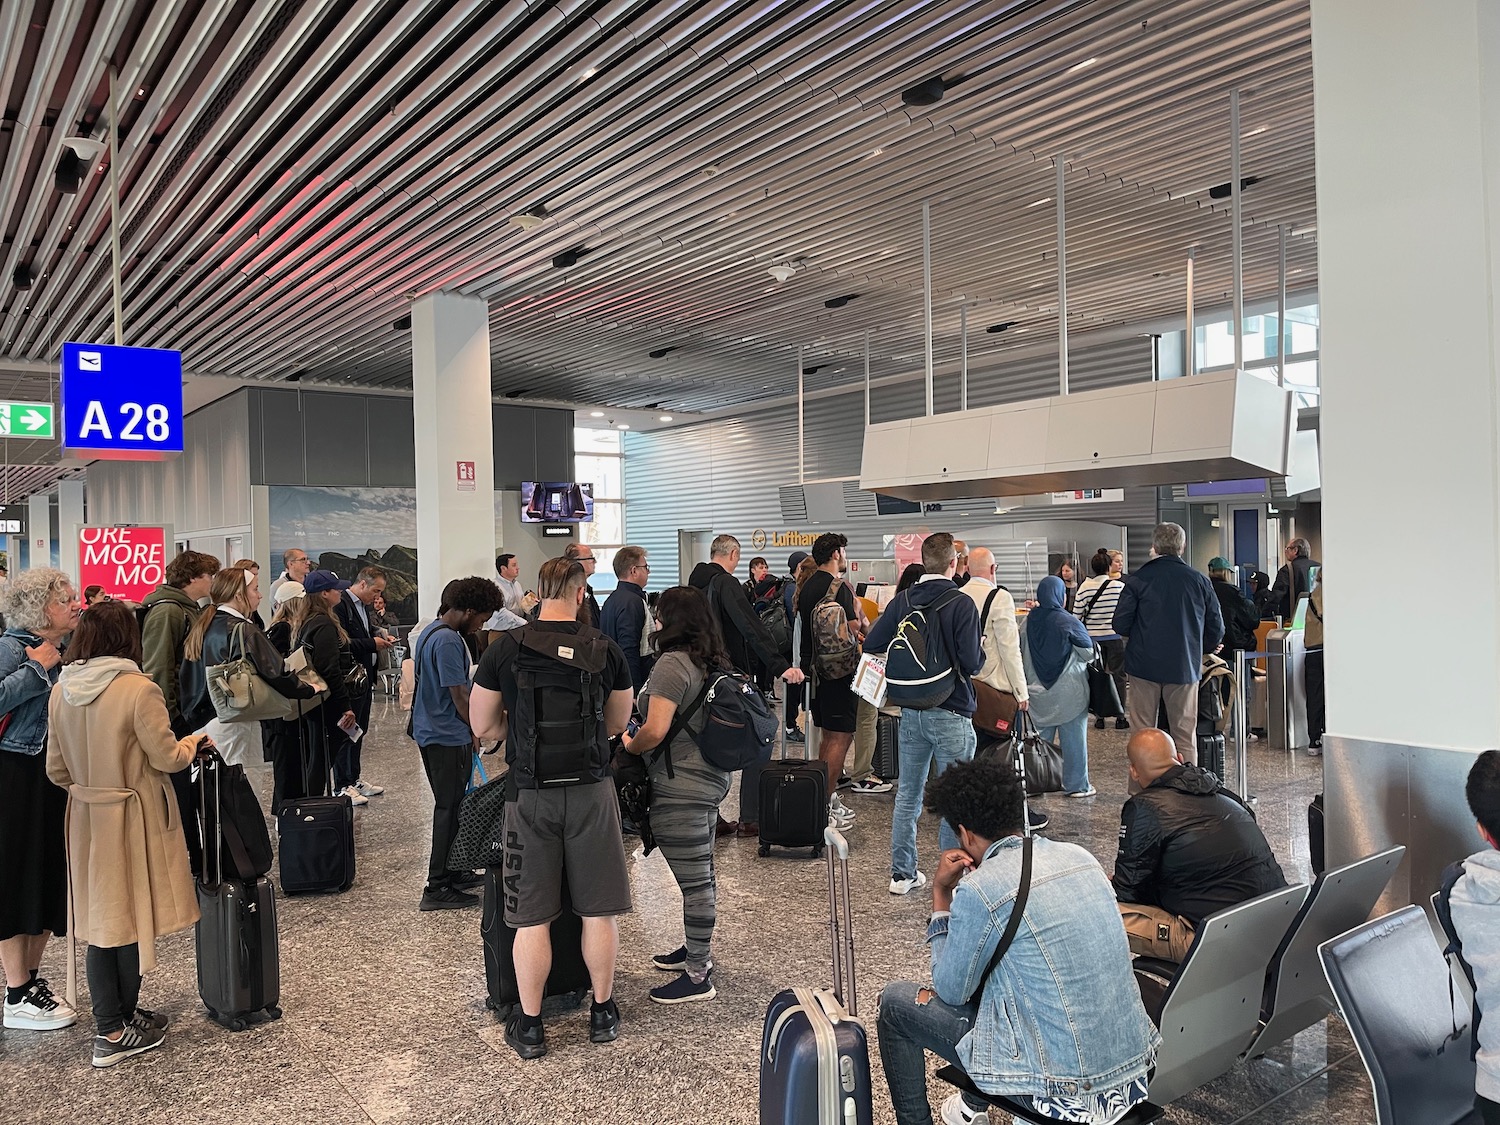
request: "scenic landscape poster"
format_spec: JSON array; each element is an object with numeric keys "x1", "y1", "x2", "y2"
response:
[{"x1": 269, "y1": 486, "x2": 420, "y2": 621}]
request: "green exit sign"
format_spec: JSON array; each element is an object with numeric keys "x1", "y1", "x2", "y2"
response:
[{"x1": 0, "y1": 402, "x2": 54, "y2": 438}]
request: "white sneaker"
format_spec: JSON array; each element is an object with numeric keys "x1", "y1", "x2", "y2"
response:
[
  {"x1": 940, "y1": 1091, "x2": 990, "y2": 1125},
  {"x1": 3, "y1": 980, "x2": 77, "y2": 1030},
  {"x1": 341, "y1": 785, "x2": 369, "y2": 807},
  {"x1": 889, "y1": 871, "x2": 928, "y2": 896},
  {"x1": 354, "y1": 779, "x2": 384, "y2": 797},
  {"x1": 828, "y1": 797, "x2": 856, "y2": 828}
]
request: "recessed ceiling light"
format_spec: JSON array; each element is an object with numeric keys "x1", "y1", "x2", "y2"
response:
[
  {"x1": 1245, "y1": 125, "x2": 1268, "y2": 136},
  {"x1": 581, "y1": 67, "x2": 596, "y2": 79},
  {"x1": 616, "y1": 423, "x2": 630, "y2": 430},
  {"x1": 1027, "y1": 196, "x2": 1052, "y2": 208},
  {"x1": 1068, "y1": 57, "x2": 1098, "y2": 72},
  {"x1": 659, "y1": 415, "x2": 673, "y2": 422},
  {"x1": 590, "y1": 410, "x2": 604, "y2": 417},
  {"x1": 870, "y1": 148, "x2": 883, "y2": 157}
]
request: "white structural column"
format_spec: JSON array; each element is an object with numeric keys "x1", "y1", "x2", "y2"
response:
[
  {"x1": 57, "y1": 480, "x2": 84, "y2": 582},
  {"x1": 411, "y1": 292, "x2": 495, "y2": 617},
  {"x1": 28, "y1": 492, "x2": 50, "y2": 569},
  {"x1": 1312, "y1": 0, "x2": 1500, "y2": 898}
]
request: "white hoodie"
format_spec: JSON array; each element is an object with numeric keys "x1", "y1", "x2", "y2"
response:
[
  {"x1": 58, "y1": 656, "x2": 140, "y2": 707},
  {"x1": 1450, "y1": 847, "x2": 1500, "y2": 1099}
]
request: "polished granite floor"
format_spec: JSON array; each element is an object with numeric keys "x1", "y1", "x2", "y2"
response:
[{"x1": 0, "y1": 693, "x2": 1371, "y2": 1125}]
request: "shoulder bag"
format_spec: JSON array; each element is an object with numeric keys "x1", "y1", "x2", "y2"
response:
[
  {"x1": 206, "y1": 622, "x2": 300, "y2": 723},
  {"x1": 980, "y1": 709, "x2": 1065, "y2": 795},
  {"x1": 975, "y1": 836, "x2": 1034, "y2": 990}
]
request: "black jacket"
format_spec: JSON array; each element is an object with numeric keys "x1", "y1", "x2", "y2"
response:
[
  {"x1": 335, "y1": 591, "x2": 380, "y2": 674},
  {"x1": 297, "y1": 613, "x2": 353, "y2": 721},
  {"x1": 599, "y1": 580, "x2": 648, "y2": 690},
  {"x1": 688, "y1": 561, "x2": 790, "y2": 678},
  {"x1": 1211, "y1": 578, "x2": 1260, "y2": 652},
  {"x1": 1269, "y1": 555, "x2": 1318, "y2": 621},
  {"x1": 1112, "y1": 763, "x2": 1287, "y2": 926}
]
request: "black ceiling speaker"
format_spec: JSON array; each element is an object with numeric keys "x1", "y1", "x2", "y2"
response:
[
  {"x1": 648, "y1": 346, "x2": 677, "y2": 359},
  {"x1": 392, "y1": 314, "x2": 412, "y2": 330},
  {"x1": 824, "y1": 293, "x2": 860, "y2": 309},
  {"x1": 901, "y1": 77, "x2": 947, "y2": 106},
  {"x1": 284, "y1": 370, "x2": 305, "y2": 383},
  {"x1": 1207, "y1": 175, "x2": 1261, "y2": 200},
  {"x1": 552, "y1": 245, "x2": 591, "y2": 269},
  {"x1": 12, "y1": 265, "x2": 33, "y2": 290},
  {"x1": 802, "y1": 365, "x2": 820, "y2": 375},
  {"x1": 503, "y1": 388, "x2": 533, "y2": 399},
  {"x1": 986, "y1": 321, "x2": 1016, "y2": 334},
  {"x1": 55, "y1": 150, "x2": 84, "y2": 193}
]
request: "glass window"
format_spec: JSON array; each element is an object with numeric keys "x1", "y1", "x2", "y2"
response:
[
  {"x1": 575, "y1": 428, "x2": 622, "y2": 455},
  {"x1": 576, "y1": 455, "x2": 622, "y2": 500},
  {"x1": 583, "y1": 501, "x2": 624, "y2": 547}
]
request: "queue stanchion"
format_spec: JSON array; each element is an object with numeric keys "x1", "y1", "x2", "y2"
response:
[{"x1": 1233, "y1": 648, "x2": 1253, "y2": 805}]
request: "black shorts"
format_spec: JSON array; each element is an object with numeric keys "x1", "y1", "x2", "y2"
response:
[
  {"x1": 810, "y1": 673, "x2": 858, "y2": 734},
  {"x1": 501, "y1": 781, "x2": 633, "y2": 927}
]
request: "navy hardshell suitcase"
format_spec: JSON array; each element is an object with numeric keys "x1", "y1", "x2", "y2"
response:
[
  {"x1": 760, "y1": 828, "x2": 874, "y2": 1125},
  {"x1": 194, "y1": 756, "x2": 282, "y2": 1031}
]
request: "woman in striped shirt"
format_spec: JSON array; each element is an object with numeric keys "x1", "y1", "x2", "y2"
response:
[{"x1": 1075, "y1": 549, "x2": 1129, "y2": 730}]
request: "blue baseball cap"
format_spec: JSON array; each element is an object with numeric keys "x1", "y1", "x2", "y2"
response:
[{"x1": 302, "y1": 569, "x2": 350, "y2": 594}]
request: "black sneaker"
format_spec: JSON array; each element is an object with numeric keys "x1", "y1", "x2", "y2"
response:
[
  {"x1": 92, "y1": 1022, "x2": 165, "y2": 1067},
  {"x1": 1028, "y1": 807, "x2": 1050, "y2": 832},
  {"x1": 649, "y1": 971, "x2": 717, "y2": 1005},
  {"x1": 420, "y1": 886, "x2": 479, "y2": 911},
  {"x1": 836, "y1": 775, "x2": 853, "y2": 791},
  {"x1": 504, "y1": 1013, "x2": 547, "y2": 1060},
  {"x1": 1094, "y1": 717, "x2": 1107, "y2": 730},
  {"x1": 1115, "y1": 717, "x2": 1130, "y2": 731},
  {"x1": 132, "y1": 1007, "x2": 169, "y2": 1032},
  {"x1": 784, "y1": 727, "x2": 805, "y2": 744},
  {"x1": 447, "y1": 871, "x2": 484, "y2": 892},
  {"x1": 652, "y1": 946, "x2": 688, "y2": 972},
  {"x1": 589, "y1": 999, "x2": 621, "y2": 1043}
]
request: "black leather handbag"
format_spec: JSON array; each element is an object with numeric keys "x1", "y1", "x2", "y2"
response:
[{"x1": 1014, "y1": 710, "x2": 1066, "y2": 794}]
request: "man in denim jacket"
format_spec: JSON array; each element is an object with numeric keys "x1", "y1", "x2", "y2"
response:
[{"x1": 878, "y1": 760, "x2": 1160, "y2": 1125}]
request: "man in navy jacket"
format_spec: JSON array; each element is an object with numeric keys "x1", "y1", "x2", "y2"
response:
[
  {"x1": 600, "y1": 545, "x2": 650, "y2": 691},
  {"x1": 1112, "y1": 523, "x2": 1224, "y2": 774},
  {"x1": 863, "y1": 532, "x2": 984, "y2": 896}
]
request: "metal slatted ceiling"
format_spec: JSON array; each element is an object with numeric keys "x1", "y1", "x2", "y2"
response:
[{"x1": 0, "y1": 0, "x2": 1316, "y2": 422}]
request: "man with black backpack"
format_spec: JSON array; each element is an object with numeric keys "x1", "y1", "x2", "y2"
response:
[
  {"x1": 861, "y1": 533, "x2": 983, "y2": 896},
  {"x1": 469, "y1": 557, "x2": 635, "y2": 1060},
  {"x1": 140, "y1": 549, "x2": 220, "y2": 877}
]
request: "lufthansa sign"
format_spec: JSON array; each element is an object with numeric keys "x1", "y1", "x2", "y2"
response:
[{"x1": 751, "y1": 530, "x2": 817, "y2": 549}]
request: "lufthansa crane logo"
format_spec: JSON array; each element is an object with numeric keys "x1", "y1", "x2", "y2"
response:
[{"x1": 750, "y1": 529, "x2": 767, "y2": 550}]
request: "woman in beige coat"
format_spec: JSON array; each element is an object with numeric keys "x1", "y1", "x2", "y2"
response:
[{"x1": 46, "y1": 601, "x2": 202, "y2": 1068}]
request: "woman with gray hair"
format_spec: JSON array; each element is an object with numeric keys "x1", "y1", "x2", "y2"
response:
[{"x1": 0, "y1": 568, "x2": 81, "y2": 1032}]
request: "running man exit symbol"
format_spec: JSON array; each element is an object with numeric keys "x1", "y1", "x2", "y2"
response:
[{"x1": 0, "y1": 402, "x2": 54, "y2": 438}]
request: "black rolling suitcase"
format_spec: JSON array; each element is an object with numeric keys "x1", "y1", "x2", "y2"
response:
[
  {"x1": 277, "y1": 708, "x2": 356, "y2": 895},
  {"x1": 874, "y1": 711, "x2": 900, "y2": 781},
  {"x1": 760, "y1": 827, "x2": 873, "y2": 1124},
  {"x1": 195, "y1": 754, "x2": 282, "y2": 1031},
  {"x1": 481, "y1": 804, "x2": 590, "y2": 1017},
  {"x1": 1196, "y1": 731, "x2": 1226, "y2": 781},
  {"x1": 759, "y1": 718, "x2": 828, "y2": 859}
]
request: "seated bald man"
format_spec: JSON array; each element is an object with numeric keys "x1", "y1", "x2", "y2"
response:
[{"x1": 1112, "y1": 728, "x2": 1287, "y2": 962}]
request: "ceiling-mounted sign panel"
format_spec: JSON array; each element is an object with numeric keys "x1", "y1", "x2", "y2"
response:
[{"x1": 60, "y1": 342, "x2": 184, "y2": 460}]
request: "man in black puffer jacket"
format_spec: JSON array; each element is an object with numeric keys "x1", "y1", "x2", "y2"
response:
[{"x1": 1112, "y1": 728, "x2": 1287, "y2": 963}]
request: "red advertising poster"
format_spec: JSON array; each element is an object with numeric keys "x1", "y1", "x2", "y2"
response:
[
  {"x1": 893, "y1": 533, "x2": 927, "y2": 572},
  {"x1": 77, "y1": 526, "x2": 170, "y2": 604}
]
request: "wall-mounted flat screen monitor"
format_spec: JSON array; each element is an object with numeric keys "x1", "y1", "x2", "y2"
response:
[{"x1": 521, "y1": 482, "x2": 594, "y2": 523}]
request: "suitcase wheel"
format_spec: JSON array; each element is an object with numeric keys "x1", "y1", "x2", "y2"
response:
[
  {"x1": 757, "y1": 843, "x2": 771, "y2": 857},
  {"x1": 484, "y1": 996, "x2": 498, "y2": 1011},
  {"x1": 266, "y1": 1005, "x2": 282, "y2": 1020},
  {"x1": 228, "y1": 1016, "x2": 247, "y2": 1032},
  {"x1": 812, "y1": 845, "x2": 823, "y2": 859}
]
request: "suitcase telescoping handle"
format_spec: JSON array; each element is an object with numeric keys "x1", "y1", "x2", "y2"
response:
[
  {"x1": 195, "y1": 738, "x2": 221, "y2": 887},
  {"x1": 824, "y1": 826, "x2": 857, "y2": 1017}
]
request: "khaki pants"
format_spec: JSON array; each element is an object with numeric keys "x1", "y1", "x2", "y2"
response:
[
  {"x1": 850, "y1": 699, "x2": 878, "y2": 782},
  {"x1": 1127, "y1": 678, "x2": 1198, "y2": 794},
  {"x1": 1118, "y1": 903, "x2": 1196, "y2": 963}
]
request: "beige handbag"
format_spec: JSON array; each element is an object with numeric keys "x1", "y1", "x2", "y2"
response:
[{"x1": 206, "y1": 624, "x2": 300, "y2": 723}]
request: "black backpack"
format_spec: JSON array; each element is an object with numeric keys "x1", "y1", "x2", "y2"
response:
[
  {"x1": 509, "y1": 625, "x2": 612, "y2": 788},
  {"x1": 884, "y1": 589, "x2": 967, "y2": 710},
  {"x1": 658, "y1": 668, "x2": 777, "y2": 774},
  {"x1": 1435, "y1": 860, "x2": 1481, "y2": 1059},
  {"x1": 756, "y1": 578, "x2": 792, "y2": 657}
]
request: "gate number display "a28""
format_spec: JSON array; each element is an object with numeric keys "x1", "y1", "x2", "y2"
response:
[{"x1": 61, "y1": 342, "x2": 184, "y2": 460}]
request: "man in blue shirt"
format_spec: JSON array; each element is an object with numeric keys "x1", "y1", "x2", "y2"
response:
[{"x1": 411, "y1": 576, "x2": 503, "y2": 911}]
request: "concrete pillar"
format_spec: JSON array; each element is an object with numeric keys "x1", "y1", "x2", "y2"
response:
[
  {"x1": 57, "y1": 480, "x2": 84, "y2": 584},
  {"x1": 411, "y1": 292, "x2": 495, "y2": 617},
  {"x1": 28, "y1": 493, "x2": 51, "y2": 571},
  {"x1": 1312, "y1": 0, "x2": 1500, "y2": 904}
]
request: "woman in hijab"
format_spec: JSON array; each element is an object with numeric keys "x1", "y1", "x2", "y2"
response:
[{"x1": 1019, "y1": 575, "x2": 1098, "y2": 797}]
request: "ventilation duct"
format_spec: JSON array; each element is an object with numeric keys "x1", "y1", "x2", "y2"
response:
[{"x1": 861, "y1": 371, "x2": 1295, "y2": 501}]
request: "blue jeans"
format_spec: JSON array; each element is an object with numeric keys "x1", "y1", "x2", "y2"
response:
[
  {"x1": 891, "y1": 707, "x2": 977, "y2": 881},
  {"x1": 1037, "y1": 708, "x2": 1090, "y2": 794},
  {"x1": 878, "y1": 982, "x2": 985, "y2": 1125}
]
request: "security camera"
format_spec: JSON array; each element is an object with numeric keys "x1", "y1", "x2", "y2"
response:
[{"x1": 61, "y1": 137, "x2": 107, "y2": 161}]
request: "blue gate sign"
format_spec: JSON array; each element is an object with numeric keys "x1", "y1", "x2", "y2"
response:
[{"x1": 61, "y1": 342, "x2": 184, "y2": 460}]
